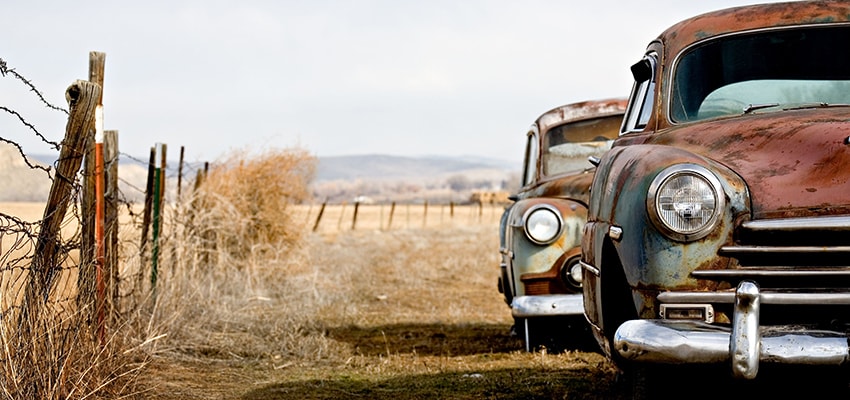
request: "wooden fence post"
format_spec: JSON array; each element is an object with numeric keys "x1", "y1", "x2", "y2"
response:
[
  {"x1": 387, "y1": 202, "x2": 396, "y2": 230},
  {"x1": 351, "y1": 201, "x2": 360, "y2": 230},
  {"x1": 337, "y1": 201, "x2": 347, "y2": 231},
  {"x1": 312, "y1": 200, "x2": 327, "y2": 232},
  {"x1": 104, "y1": 130, "x2": 119, "y2": 317},
  {"x1": 151, "y1": 143, "x2": 167, "y2": 293},
  {"x1": 18, "y1": 80, "x2": 101, "y2": 389},
  {"x1": 422, "y1": 200, "x2": 428, "y2": 228},
  {"x1": 177, "y1": 146, "x2": 185, "y2": 201},
  {"x1": 139, "y1": 146, "x2": 155, "y2": 290}
]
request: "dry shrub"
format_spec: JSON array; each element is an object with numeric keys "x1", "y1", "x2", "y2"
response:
[
  {"x1": 194, "y1": 147, "x2": 316, "y2": 259},
  {"x1": 143, "y1": 146, "x2": 343, "y2": 370}
]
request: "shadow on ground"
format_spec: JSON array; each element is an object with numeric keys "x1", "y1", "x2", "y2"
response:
[
  {"x1": 326, "y1": 322, "x2": 524, "y2": 357},
  {"x1": 241, "y1": 366, "x2": 619, "y2": 400}
]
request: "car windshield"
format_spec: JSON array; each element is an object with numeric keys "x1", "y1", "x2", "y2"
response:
[
  {"x1": 542, "y1": 115, "x2": 621, "y2": 177},
  {"x1": 671, "y1": 25, "x2": 850, "y2": 122}
]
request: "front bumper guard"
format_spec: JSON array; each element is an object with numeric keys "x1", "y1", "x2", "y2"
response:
[
  {"x1": 614, "y1": 280, "x2": 850, "y2": 379},
  {"x1": 511, "y1": 294, "x2": 583, "y2": 318}
]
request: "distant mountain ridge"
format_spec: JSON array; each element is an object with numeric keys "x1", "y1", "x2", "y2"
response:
[
  {"x1": 315, "y1": 154, "x2": 516, "y2": 181},
  {"x1": 4, "y1": 148, "x2": 519, "y2": 203}
]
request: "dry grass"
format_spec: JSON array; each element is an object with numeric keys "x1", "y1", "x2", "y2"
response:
[
  {"x1": 3, "y1": 147, "x2": 625, "y2": 399},
  {"x1": 141, "y1": 221, "x2": 624, "y2": 399}
]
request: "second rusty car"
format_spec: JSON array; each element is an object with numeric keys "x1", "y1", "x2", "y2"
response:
[
  {"x1": 582, "y1": 1, "x2": 850, "y2": 396},
  {"x1": 498, "y1": 98, "x2": 626, "y2": 351}
]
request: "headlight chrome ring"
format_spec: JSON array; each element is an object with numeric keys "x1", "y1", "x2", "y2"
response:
[
  {"x1": 647, "y1": 164, "x2": 725, "y2": 242},
  {"x1": 522, "y1": 204, "x2": 563, "y2": 245}
]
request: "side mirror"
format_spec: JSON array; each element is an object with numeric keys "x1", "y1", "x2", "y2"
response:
[{"x1": 631, "y1": 58, "x2": 653, "y2": 82}]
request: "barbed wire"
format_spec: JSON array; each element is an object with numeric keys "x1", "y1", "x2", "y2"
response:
[{"x1": 0, "y1": 58, "x2": 69, "y2": 116}]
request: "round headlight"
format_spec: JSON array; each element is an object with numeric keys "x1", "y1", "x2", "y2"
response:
[
  {"x1": 560, "y1": 258, "x2": 583, "y2": 289},
  {"x1": 523, "y1": 205, "x2": 562, "y2": 245},
  {"x1": 647, "y1": 164, "x2": 725, "y2": 241}
]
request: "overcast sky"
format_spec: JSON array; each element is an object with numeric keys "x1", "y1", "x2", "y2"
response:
[{"x1": 2, "y1": 0, "x2": 790, "y2": 165}]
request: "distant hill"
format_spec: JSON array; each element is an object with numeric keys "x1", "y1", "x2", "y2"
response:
[
  {"x1": 316, "y1": 154, "x2": 516, "y2": 181},
  {"x1": 312, "y1": 154, "x2": 520, "y2": 203},
  {"x1": 0, "y1": 143, "x2": 53, "y2": 202},
  {"x1": 2, "y1": 148, "x2": 520, "y2": 204}
]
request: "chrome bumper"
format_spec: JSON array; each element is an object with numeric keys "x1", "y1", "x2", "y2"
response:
[
  {"x1": 614, "y1": 281, "x2": 850, "y2": 379},
  {"x1": 511, "y1": 294, "x2": 584, "y2": 318}
]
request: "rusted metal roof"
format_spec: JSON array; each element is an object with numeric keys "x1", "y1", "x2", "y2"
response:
[
  {"x1": 534, "y1": 98, "x2": 627, "y2": 136},
  {"x1": 658, "y1": 1, "x2": 850, "y2": 57}
]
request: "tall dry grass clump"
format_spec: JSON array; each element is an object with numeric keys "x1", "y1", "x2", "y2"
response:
[
  {"x1": 0, "y1": 215, "x2": 152, "y2": 400},
  {"x1": 144, "y1": 147, "x2": 337, "y2": 370},
  {"x1": 194, "y1": 147, "x2": 315, "y2": 259}
]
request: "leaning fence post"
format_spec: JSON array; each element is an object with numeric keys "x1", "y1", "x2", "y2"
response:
[
  {"x1": 313, "y1": 200, "x2": 327, "y2": 232},
  {"x1": 138, "y1": 146, "x2": 155, "y2": 290},
  {"x1": 177, "y1": 145, "x2": 185, "y2": 202},
  {"x1": 17, "y1": 79, "x2": 100, "y2": 391},
  {"x1": 387, "y1": 201, "x2": 396, "y2": 230},
  {"x1": 351, "y1": 201, "x2": 360, "y2": 230},
  {"x1": 22, "y1": 80, "x2": 100, "y2": 321}
]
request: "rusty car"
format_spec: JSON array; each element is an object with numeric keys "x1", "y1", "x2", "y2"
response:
[
  {"x1": 498, "y1": 98, "x2": 626, "y2": 351},
  {"x1": 581, "y1": 1, "x2": 850, "y2": 395}
]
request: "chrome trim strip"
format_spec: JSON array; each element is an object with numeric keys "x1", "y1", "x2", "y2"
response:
[
  {"x1": 510, "y1": 294, "x2": 584, "y2": 318},
  {"x1": 692, "y1": 269, "x2": 850, "y2": 277},
  {"x1": 741, "y1": 215, "x2": 850, "y2": 231},
  {"x1": 579, "y1": 260, "x2": 600, "y2": 277},
  {"x1": 720, "y1": 245, "x2": 850, "y2": 254},
  {"x1": 658, "y1": 291, "x2": 850, "y2": 305}
]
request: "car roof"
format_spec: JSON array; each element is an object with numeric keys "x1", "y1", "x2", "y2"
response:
[
  {"x1": 657, "y1": 1, "x2": 850, "y2": 57},
  {"x1": 534, "y1": 98, "x2": 626, "y2": 134}
]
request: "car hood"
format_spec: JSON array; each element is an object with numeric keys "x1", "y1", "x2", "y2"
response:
[
  {"x1": 640, "y1": 108, "x2": 850, "y2": 219},
  {"x1": 519, "y1": 170, "x2": 594, "y2": 205}
]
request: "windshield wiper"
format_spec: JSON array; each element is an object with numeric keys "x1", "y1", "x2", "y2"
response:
[
  {"x1": 743, "y1": 103, "x2": 779, "y2": 114},
  {"x1": 784, "y1": 102, "x2": 850, "y2": 110}
]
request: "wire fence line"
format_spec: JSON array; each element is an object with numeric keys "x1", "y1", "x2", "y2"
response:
[
  {"x1": 0, "y1": 54, "x2": 505, "y2": 396},
  {"x1": 303, "y1": 201, "x2": 506, "y2": 233}
]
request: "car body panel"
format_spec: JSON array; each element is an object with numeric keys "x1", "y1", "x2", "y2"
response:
[{"x1": 582, "y1": 0, "x2": 850, "y2": 381}]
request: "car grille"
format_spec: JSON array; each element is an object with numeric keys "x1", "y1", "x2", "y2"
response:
[
  {"x1": 691, "y1": 215, "x2": 850, "y2": 327},
  {"x1": 711, "y1": 215, "x2": 850, "y2": 281}
]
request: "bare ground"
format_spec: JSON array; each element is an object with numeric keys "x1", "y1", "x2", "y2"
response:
[{"x1": 141, "y1": 226, "x2": 625, "y2": 399}]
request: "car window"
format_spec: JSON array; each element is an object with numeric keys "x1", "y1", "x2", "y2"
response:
[
  {"x1": 542, "y1": 115, "x2": 621, "y2": 177},
  {"x1": 622, "y1": 55, "x2": 657, "y2": 134},
  {"x1": 521, "y1": 129, "x2": 539, "y2": 187},
  {"x1": 671, "y1": 25, "x2": 850, "y2": 122}
]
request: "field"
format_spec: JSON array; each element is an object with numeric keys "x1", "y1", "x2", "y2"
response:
[
  {"x1": 135, "y1": 203, "x2": 626, "y2": 399},
  {"x1": 4, "y1": 200, "x2": 846, "y2": 399}
]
